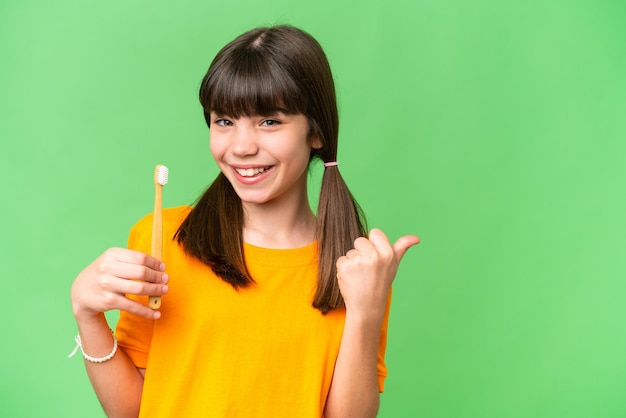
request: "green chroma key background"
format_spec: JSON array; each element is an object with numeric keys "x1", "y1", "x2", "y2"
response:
[{"x1": 1, "y1": 0, "x2": 625, "y2": 416}]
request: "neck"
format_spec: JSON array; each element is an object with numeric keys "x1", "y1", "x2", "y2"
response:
[{"x1": 242, "y1": 188, "x2": 317, "y2": 249}]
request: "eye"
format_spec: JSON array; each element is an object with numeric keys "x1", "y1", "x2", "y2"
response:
[
  {"x1": 213, "y1": 118, "x2": 233, "y2": 127},
  {"x1": 260, "y1": 119, "x2": 281, "y2": 127}
]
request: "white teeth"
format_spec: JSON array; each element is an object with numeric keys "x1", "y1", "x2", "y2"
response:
[{"x1": 235, "y1": 167, "x2": 269, "y2": 177}]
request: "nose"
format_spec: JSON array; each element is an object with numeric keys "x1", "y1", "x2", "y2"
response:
[{"x1": 231, "y1": 124, "x2": 259, "y2": 157}]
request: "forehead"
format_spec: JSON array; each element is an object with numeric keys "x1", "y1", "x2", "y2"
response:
[
  {"x1": 209, "y1": 110, "x2": 292, "y2": 117},
  {"x1": 201, "y1": 49, "x2": 307, "y2": 119}
]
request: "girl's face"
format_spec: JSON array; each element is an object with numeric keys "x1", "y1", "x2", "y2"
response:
[{"x1": 209, "y1": 112, "x2": 321, "y2": 208}]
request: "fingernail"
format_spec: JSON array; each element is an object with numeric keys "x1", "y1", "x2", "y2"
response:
[
  {"x1": 162, "y1": 273, "x2": 169, "y2": 284},
  {"x1": 153, "y1": 311, "x2": 161, "y2": 319},
  {"x1": 160, "y1": 263, "x2": 166, "y2": 271},
  {"x1": 162, "y1": 285, "x2": 169, "y2": 294}
]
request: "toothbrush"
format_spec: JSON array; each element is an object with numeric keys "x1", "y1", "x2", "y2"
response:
[{"x1": 149, "y1": 164, "x2": 168, "y2": 309}]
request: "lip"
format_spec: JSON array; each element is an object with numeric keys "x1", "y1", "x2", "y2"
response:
[{"x1": 230, "y1": 164, "x2": 275, "y2": 185}]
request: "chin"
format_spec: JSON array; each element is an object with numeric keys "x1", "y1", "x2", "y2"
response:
[{"x1": 234, "y1": 191, "x2": 274, "y2": 205}]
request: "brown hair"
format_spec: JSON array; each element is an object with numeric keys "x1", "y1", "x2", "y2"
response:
[{"x1": 175, "y1": 25, "x2": 367, "y2": 313}]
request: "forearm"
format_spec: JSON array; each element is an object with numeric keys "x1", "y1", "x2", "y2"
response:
[
  {"x1": 324, "y1": 313, "x2": 382, "y2": 418},
  {"x1": 75, "y1": 314, "x2": 144, "y2": 418}
]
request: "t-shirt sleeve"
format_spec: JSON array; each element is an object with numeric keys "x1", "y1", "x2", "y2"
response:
[
  {"x1": 115, "y1": 213, "x2": 155, "y2": 368},
  {"x1": 377, "y1": 289, "x2": 392, "y2": 393}
]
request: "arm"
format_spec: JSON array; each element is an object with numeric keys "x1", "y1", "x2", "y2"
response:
[
  {"x1": 324, "y1": 230, "x2": 419, "y2": 418},
  {"x1": 70, "y1": 248, "x2": 169, "y2": 418}
]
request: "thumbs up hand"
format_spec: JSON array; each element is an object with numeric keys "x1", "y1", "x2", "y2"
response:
[{"x1": 336, "y1": 228, "x2": 419, "y2": 322}]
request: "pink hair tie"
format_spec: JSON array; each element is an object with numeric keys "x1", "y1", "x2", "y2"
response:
[{"x1": 324, "y1": 161, "x2": 338, "y2": 168}]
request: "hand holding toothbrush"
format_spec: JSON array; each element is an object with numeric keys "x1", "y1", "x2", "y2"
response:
[
  {"x1": 71, "y1": 164, "x2": 169, "y2": 321},
  {"x1": 71, "y1": 248, "x2": 169, "y2": 321}
]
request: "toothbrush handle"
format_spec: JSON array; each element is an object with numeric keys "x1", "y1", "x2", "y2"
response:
[{"x1": 149, "y1": 184, "x2": 163, "y2": 309}]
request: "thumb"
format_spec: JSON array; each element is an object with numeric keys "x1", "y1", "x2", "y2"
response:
[{"x1": 393, "y1": 235, "x2": 420, "y2": 262}]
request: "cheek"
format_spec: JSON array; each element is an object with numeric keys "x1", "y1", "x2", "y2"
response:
[
  {"x1": 289, "y1": 145, "x2": 315, "y2": 172},
  {"x1": 209, "y1": 134, "x2": 224, "y2": 161}
]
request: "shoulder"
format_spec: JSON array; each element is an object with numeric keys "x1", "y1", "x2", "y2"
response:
[
  {"x1": 164, "y1": 205, "x2": 193, "y2": 224},
  {"x1": 131, "y1": 205, "x2": 192, "y2": 234}
]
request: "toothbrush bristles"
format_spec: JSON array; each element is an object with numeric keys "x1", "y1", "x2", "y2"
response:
[{"x1": 156, "y1": 165, "x2": 169, "y2": 185}]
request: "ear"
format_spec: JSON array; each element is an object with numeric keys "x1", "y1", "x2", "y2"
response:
[{"x1": 310, "y1": 136, "x2": 323, "y2": 150}]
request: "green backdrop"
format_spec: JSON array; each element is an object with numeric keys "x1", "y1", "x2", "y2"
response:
[{"x1": 1, "y1": 0, "x2": 625, "y2": 417}]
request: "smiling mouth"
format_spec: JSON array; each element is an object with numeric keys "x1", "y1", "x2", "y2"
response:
[{"x1": 234, "y1": 166, "x2": 272, "y2": 177}]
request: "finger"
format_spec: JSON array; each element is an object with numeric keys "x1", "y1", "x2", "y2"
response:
[
  {"x1": 353, "y1": 235, "x2": 376, "y2": 252},
  {"x1": 101, "y1": 275, "x2": 169, "y2": 297},
  {"x1": 99, "y1": 250, "x2": 167, "y2": 284},
  {"x1": 393, "y1": 235, "x2": 420, "y2": 261},
  {"x1": 115, "y1": 294, "x2": 163, "y2": 319},
  {"x1": 335, "y1": 255, "x2": 348, "y2": 278},
  {"x1": 105, "y1": 248, "x2": 165, "y2": 272},
  {"x1": 366, "y1": 228, "x2": 393, "y2": 254},
  {"x1": 98, "y1": 261, "x2": 167, "y2": 285},
  {"x1": 345, "y1": 249, "x2": 360, "y2": 259}
]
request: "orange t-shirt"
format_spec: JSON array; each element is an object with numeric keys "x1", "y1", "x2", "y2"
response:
[{"x1": 116, "y1": 206, "x2": 390, "y2": 417}]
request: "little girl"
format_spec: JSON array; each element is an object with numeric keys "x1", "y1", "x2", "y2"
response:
[{"x1": 70, "y1": 25, "x2": 419, "y2": 418}]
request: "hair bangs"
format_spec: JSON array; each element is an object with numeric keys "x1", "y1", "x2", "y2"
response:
[{"x1": 201, "y1": 50, "x2": 306, "y2": 122}]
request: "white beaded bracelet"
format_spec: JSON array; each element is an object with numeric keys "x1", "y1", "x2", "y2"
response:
[{"x1": 68, "y1": 329, "x2": 118, "y2": 363}]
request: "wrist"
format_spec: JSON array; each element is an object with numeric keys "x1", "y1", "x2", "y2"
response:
[
  {"x1": 68, "y1": 328, "x2": 118, "y2": 363},
  {"x1": 73, "y1": 310, "x2": 108, "y2": 329},
  {"x1": 344, "y1": 308, "x2": 384, "y2": 332}
]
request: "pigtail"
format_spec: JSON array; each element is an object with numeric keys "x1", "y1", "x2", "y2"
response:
[
  {"x1": 175, "y1": 173, "x2": 252, "y2": 287},
  {"x1": 314, "y1": 165, "x2": 367, "y2": 313}
]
